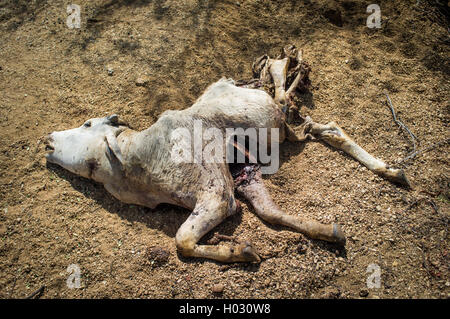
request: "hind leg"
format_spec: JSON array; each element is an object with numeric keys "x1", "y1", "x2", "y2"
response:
[
  {"x1": 175, "y1": 191, "x2": 260, "y2": 263},
  {"x1": 266, "y1": 46, "x2": 308, "y2": 123},
  {"x1": 235, "y1": 165, "x2": 346, "y2": 245}
]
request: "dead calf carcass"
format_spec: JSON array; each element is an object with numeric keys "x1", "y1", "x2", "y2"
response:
[{"x1": 44, "y1": 46, "x2": 410, "y2": 263}]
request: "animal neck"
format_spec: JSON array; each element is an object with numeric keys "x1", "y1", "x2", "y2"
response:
[
  {"x1": 97, "y1": 123, "x2": 174, "y2": 187},
  {"x1": 90, "y1": 127, "x2": 137, "y2": 184},
  {"x1": 114, "y1": 126, "x2": 164, "y2": 170}
]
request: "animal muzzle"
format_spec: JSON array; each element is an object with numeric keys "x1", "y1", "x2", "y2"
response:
[{"x1": 43, "y1": 134, "x2": 55, "y2": 154}]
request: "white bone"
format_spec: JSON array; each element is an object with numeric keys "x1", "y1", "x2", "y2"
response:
[{"x1": 268, "y1": 57, "x2": 289, "y2": 106}]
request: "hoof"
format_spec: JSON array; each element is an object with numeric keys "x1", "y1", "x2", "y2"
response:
[
  {"x1": 332, "y1": 223, "x2": 346, "y2": 246},
  {"x1": 238, "y1": 241, "x2": 261, "y2": 263}
]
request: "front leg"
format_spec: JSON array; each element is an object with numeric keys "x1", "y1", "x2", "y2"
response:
[
  {"x1": 175, "y1": 191, "x2": 260, "y2": 263},
  {"x1": 308, "y1": 121, "x2": 411, "y2": 187}
]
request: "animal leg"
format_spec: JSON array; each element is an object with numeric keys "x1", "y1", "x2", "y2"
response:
[
  {"x1": 266, "y1": 46, "x2": 310, "y2": 123},
  {"x1": 235, "y1": 165, "x2": 346, "y2": 245},
  {"x1": 268, "y1": 57, "x2": 289, "y2": 106},
  {"x1": 307, "y1": 120, "x2": 411, "y2": 187},
  {"x1": 175, "y1": 193, "x2": 261, "y2": 263}
]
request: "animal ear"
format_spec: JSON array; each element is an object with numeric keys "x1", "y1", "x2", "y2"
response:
[
  {"x1": 106, "y1": 114, "x2": 130, "y2": 128},
  {"x1": 104, "y1": 132, "x2": 124, "y2": 165},
  {"x1": 106, "y1": 114, "x2": 120, "y2": 125}
]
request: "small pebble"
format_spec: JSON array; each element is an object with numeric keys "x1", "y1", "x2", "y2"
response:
[
  {"x1": 107, "y1": 68, "x2": 114, "y2": 76},
  {"x1": 135, "y1": 77, "x2": 149, "y2": 87},
  {"x1": 297, "y1": 245, "x2": 307, "y2": 254},
  {"x1": 146, "y1": 246, "x2": 170, "y2": 266},
  {"x1": 212, "y1": 283, "x2": 224, "y2": 293},
  {"x1": 359, "y1": 289, "x2": 369, "y2": 297}
]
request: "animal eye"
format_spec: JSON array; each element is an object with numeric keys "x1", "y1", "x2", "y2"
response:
[{"x1": 83, "y1": 121, "x2": 91, "y2": 128}]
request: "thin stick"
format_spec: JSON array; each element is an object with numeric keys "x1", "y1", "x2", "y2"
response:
[
  {"x1": 24, "y1": 285, "x2": 45, "y2": 299},
  {"x1": 207, "y1": 232, "x2": 236, "y2": 245},
  {"x1": 385, "y1": 92, "x2": 418, "y2": 152},
  {"x1": 398, "y1": 138, "x2": 450, "y2": 164}
]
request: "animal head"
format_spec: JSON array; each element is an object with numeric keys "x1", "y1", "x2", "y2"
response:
[{"x1": 44, "y1": 114, "x2": 127, "y2": 180}]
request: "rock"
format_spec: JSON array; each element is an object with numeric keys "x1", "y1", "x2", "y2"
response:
[
  {"x1": 359, "y1": 289, "x2": 369, "y2": 297},
  {"x1": 107, "y1": 67, "x2": 114, "y2": 76},
  {"x1": 297, "y1": 244, "x2": 308, "y2": 254},
  {"x1": 384, "y1": 280, "x2": 392, "y2": 289},
  {"x1": 322, "y1": 286, "x2": 341, "y2": 299},
  {"x1": 146, "y1": 246, "x2": 170, "y2": 266},
  {"x1": 212, "y1": 283, "x2": 224, "y2": 293},
  {"x1": 135, "y1": 77, "x2": 149, "y2": 87}
]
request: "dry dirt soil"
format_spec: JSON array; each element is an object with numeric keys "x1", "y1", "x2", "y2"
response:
[{"x1": 0, "y1": 0, "x2": 449, "y2": 299}]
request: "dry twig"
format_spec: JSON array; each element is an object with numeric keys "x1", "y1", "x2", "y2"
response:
[
  {"x1": 385, "y1": 92, "x2": 418, "y2": 154},
  {"x1": 398, "y1": 138, "x2": 450, "y2": 164},
  {"x1": 24, "y1": 285, "x2": 45, "y2": 299}
]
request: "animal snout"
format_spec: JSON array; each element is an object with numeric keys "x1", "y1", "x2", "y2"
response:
[{"x1": 43, "y1": 134, "x2": 55, "y2": 152}]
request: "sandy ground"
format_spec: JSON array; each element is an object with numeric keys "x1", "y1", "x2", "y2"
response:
[{"x1": 0, "y1": 0, "x2": 449, "y2": 299}]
